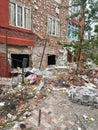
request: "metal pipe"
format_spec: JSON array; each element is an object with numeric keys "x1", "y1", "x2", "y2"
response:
[
  {"x1": 39, "y1": 39, "x2": 47, "y2": 69},
  {"x1": 6, "y1": 31, "x2": 8, "y2": 78},
  {"x1": 38, "y1": 109, "x2": 41, "y2": 126}
]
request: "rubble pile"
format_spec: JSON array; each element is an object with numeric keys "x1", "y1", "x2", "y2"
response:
[
  {"x1": 64, "y1": 67, "x2": 98, "y2": 108},
  {"x1": 0, "y1": 84, "x2": 34, "y2": 129},
  {"x1": 68, "y1": 87, "x2": 98, "y2": 108},
  {"x1": 0, "y1": 66, "x2": 98, "y2": 129},
  {"x1": 77, "y1": 68, "x2": 98, "y2": 87},
  {"x1": 0, "y1": 70, "x2": 57, "y2": 129}
]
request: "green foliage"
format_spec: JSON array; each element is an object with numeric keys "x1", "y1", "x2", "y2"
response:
[
  {"x1": 94, "y1": 25, "x2": 98, "y2": 33},
  {"x1": 59, "y1": 0, "x2": 98, "y2": 68},
  {"x1": 83, "y1": 43, "x2": 98, "y2": 63}
]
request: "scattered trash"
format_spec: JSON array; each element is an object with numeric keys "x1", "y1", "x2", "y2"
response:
[
  {"x1": 75, "y1": 114, "x2": 87, "y2": 130},
  {"x1": 26, "y1": 73, "x2": 37, "y2": 84},
  {"x1": 0, "y1": 102, "x2": 5, "y2": 106},
  {"x1": 83, "y1": 115, "x2": 88, "y2": 120},
  {"x1": 0, "y1": 65, "x2": 98, "y2": 129},
  {"x1": 83, "y1": 115, "x2": 95, "y2": 123},
  {"x1": 20, "y1": 123, "x2": 26, "y2": 130},
  {"x1": 77, "y1": 127, "x2": 82, "y2": 130},
  {"x1": 36, "y1": 80, "x2": 44, "y2": 94},
  {"x1": 7, "y1": 113, "x2": 17, "y2": 120}
]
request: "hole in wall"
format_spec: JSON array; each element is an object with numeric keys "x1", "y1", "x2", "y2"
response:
[
  {"x1": 47, "y1": 55, "x2": 56, "y2": 65},
  {"x1": 11, "y1": 54, "x2": 29, "y2": 68}
]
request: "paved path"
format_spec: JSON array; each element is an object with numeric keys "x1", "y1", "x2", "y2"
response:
[{"x1": 11, "y1": 91, "x2": 98, "y2": 130}]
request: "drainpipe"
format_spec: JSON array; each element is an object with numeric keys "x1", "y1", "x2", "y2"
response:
[{"x1": 6, "y1": 31, "x2": 8, "y2": 78}]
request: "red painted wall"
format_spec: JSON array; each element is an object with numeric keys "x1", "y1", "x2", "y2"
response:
[
  {"x1": 0, "y1": 0, "x2": 9, "y2": 26},
  {"x1": 0, "y1": 53, "x2": 11, "y2": 77},
  {"x1": 0, "y1": 0, "x2": 34, "y2": 46},
  {"x1": 0, "y1": 0, "x2": 34, "y2": 77},
  {"x1": 0, "y1": 0, "x2": 33, "y2": 33}
]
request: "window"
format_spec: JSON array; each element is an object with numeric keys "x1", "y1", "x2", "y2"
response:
[
  {"x1": 17, "y1": 5, "x2": 23, "y2": 27},
  {"x1": 68, "y1": 22, "x2": 78, "y2": 40},
  {"x1": 47, "y1": 16, "x2": 60, "y2": 37},
  {"x1": 70, "y1": 0, "x2": 80, "y2": 15},
  {"x1": 9, "y1": 3, "x2": 16, "y2": 26},
  {"x1": 24, "y1": 8, "x2": 31, "y2": 29},
  {"x1": 54, "y1": 0, "x2": 61, "y2": 3},
  {"x1": 9, "y1": 2, "x2": 31, "y2": 29}
]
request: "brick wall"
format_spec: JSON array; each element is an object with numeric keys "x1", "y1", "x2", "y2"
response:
[
  {"x1": 0, "y1": 0, "x2": 69, "y2": 69},
  {"x1": 31, "y1": 0, "x2": 69, "y2": 68},
  {"x1": 31, "y1": 0, "x2": 68, "y2": 43},
  {"x1": 8, "y1": 0, "x2": 69, "y2": 68}
]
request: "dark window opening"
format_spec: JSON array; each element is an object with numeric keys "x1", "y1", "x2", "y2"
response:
[
  {"x1": 11, "y1": 54, "x2": 29, "y2": 68},
  {"x1": 48, "y1": 55, "x2": 56, "y2": 65}
]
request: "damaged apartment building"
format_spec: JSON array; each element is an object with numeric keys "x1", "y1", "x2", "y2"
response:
[{"x1": 0, "y1": 0, "x2": 69, "y2": 77}]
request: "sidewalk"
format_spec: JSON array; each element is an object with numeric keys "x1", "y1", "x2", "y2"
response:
[{"x1": 12, "y1": 91, "x2": 98, "y2": 130}]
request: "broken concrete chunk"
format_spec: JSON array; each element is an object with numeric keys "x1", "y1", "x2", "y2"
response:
[
  {"x1": 68, "y1": 86, "x2": 98, "y2": 107},
  {"x1": 7, "y1": 113, "x2": 17, "y2": 121},
  {"x1": 23, "y1": 111, "x2": 32, "y2": 118},
  {"x1": 36, "y1": 80, "x2": 44, "y2": 93},
  {"x1": 0, "y1": 102, "x2": 5, "y2": 107}
]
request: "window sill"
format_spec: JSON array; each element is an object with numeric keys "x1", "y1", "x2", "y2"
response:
[
  {"x1": 48, "y1": 34, "x2": 60, "y2": 38},
  {"x1": 9, "y1": 24, "x2": 32, "y2": 33}
]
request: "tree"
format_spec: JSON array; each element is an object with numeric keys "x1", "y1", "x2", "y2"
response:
[{"x1": 59, "y1": 0, "x2": 98, "y2": 74}]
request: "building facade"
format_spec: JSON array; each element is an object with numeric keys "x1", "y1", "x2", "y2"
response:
[
  {"x1": 31, "y1": 0, "x2": 69, "y2": 68},
  {"x1": 0, "y1": 0, "x2": 35, "y2": 76},
  {"x1": 0, "y1": 0, "x2": 69, "y2": 77}
]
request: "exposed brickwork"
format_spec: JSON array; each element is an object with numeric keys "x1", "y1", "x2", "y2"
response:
[
  {"x1": 0, "y1": 0, "x2": 69, "y2": 69},
  {"x1": 31, "y1": 0, "x2": 68, "y2": 43},
  {"x1": 30, "y1": 0, "x2": 69, "y2": 68}
]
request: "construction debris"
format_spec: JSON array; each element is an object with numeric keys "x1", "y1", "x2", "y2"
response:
[
  {"x1": 0, "y1": 65, "x2": 98, "y2": 129},
  {"x1": 68, "y1": 86, "x2": 98, "y2": 108}
]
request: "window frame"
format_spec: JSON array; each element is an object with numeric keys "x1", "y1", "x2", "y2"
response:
[
  {"x1": 68, "y1": 21, "x2": 78, "y2": 40},
  {"x1": 9, "y1": 2, "x2": 31, "y2": 30},
  {"x1": 54, "y1": 0, "x2": 61, "y2": 3},
  {"x1": 47, "y1": 15, "x2": 60, "y2": 37}
]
